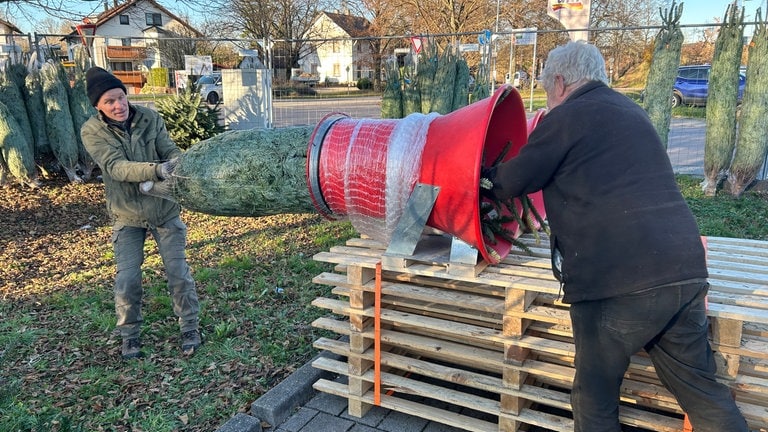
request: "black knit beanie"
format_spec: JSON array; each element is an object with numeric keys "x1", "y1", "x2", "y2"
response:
[{"x1": 86, "y1": 67, "x2": 127, "y2": 106}]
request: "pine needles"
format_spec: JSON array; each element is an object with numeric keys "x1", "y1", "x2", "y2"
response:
[{"x1": 480, "y1": 140, "x2": 549, "y2": 256}]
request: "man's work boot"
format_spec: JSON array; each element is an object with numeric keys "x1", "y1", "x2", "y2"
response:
[
  {"x1": 121, "y1": 338, "x2": 144, "y2": 360},
  {"x1": 181, "y1": 330, "x2": 202, "y2": 356}
]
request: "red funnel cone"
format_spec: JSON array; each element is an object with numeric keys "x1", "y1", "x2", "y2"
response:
[
  {"x1": 521, "y1": 108, "x2": 548, "y2": 231},
  {"x1": 307, "y1": 85, "x2": 543, "y2": 264}
]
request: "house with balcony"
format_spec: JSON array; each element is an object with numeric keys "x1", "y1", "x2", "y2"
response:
[
  {"x1": 299, "y1": 11, "x2": 374, "y2": 85},
  {"x1": 0, "y1": 18, "x2": 24, "y2": 67},
  {"x1": 68, "y1": 0, "x2": 202, "y2": 91}
]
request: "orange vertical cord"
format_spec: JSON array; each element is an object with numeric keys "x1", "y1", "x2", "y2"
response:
[{"x1": 374, "y1": 261, "x2": 382, "y2": 406}]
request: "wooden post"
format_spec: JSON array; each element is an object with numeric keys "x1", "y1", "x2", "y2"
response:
[
  {"x1": 499, "y1": 287, "x2": 537, "y2": 431},
  {"x1": 710, "y1": 317, "x2": 742, "y2": 380},
  {"x1": 347, "y1": 264, "x2": 376, "y2": 417}
]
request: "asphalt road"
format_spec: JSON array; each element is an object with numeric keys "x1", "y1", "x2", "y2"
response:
[
  {"x1": 667, "y1": 117, "x2": 706, "y2": 176},
  {"x1": 272, "y1": 96, "x2": 382, "y2": 127},
  {"x1": 271, "y1": 97, "x2": 708, "y2": 176}
]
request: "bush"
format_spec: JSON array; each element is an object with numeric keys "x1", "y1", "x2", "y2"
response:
[
  {"x1": 148, "y1": 68, "x2": 169, "y2": 87},
  {"x1": 155, "y1": 83, "x2": 225, "y2": 149},
  {"x1": 139, "y1": 85, "x2": 167, "y2": 94},
  {"x1": 272, "y1": 85, "x2": 317, "y2": 98},
  {"x1": 356, "y1": 78, "x2": 372, "y2": 90}
]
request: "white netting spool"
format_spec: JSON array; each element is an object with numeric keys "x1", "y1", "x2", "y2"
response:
[
  {"x1": 344, "y1": 119, "x2": 388, "y2": 242},
  {"x1": 383, "y1": 112, "x2": 438, "y2": 241},
  {"x1": 343, "y1": 114, "x2": 437, "y2": 243}
]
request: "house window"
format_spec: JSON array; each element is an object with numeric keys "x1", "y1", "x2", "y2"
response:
[
  {"x1": 120, "y1": 15, "x2": 129, "y2": 25},
  {"x1": 121, "y1": 38, "x2": 131, "y2": 47},
  {"x1": 333, "y1": 64, "x2": 340, "y2": 77},
  {"x1": 111, "y1": 61, "x2": 132, "y2": 71},
  {"x1": 357, "y1": 43, "x2": 362, "y2": 53},
  {"x1": 332, "y1": 41, "x2": 340, "y2": 53},
  {"x1": 145, "y1": 13, "x2": 162, "y2": 26}
]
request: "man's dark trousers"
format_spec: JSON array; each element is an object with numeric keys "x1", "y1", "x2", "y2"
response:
[{"x1": 569, "y1": 281, "x2": 748, "y2": 432}]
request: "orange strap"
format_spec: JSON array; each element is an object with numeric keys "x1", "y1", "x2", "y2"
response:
[
  {"x1": 374, "y1": 261, "x2": 382, "y2": 405},
  {"x1": 683, "y1": 414, "x2": 694, "y2": 432}
]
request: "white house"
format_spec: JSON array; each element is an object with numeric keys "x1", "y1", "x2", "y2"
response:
[
  {"x1": 300, "y1": 11, "x2": 374, "y2": 85},
  {"x1": 69, "y1": 0, "x2": 201, "y2": 90},
  {"x1": 0, "y1": 18, "x2": 24, "y2": 66}
]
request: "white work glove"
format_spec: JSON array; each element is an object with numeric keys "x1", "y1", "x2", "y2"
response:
[
  {"x1": 155, "y1": 157, "x2": 179, "y2": 180},
  {"x1": 139, "y1": 180, "x2": 176, "y2": 202}
]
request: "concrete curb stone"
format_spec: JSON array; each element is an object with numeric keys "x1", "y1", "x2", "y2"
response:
[
  {"x1": 215, "y1": 349, "x2": 344, "y2": 431},
  {"x1": 250, "y1": 350, "x2": 343, "y2": 428},
  {"x1": 214, "y1": 412, "x2": 262, "y2": 432}
]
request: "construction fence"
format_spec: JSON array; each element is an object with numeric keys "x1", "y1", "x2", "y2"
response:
[{"x1": 2, "y1": 24, "x2": 766, "y2": 179}]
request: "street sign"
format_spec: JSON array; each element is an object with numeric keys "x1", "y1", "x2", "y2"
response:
[
  {"x1": 410, "y1": 36, "x2": 423, "y2": 54},
  {"x1": 512, "y1": 28, "x2": 537, "y2": 46},
  {"x1": 478, "y1": 29, "x2": 492, "y2": 45},
  {"x1": 459, "y1": 43, "x2": 480, "y2": 52}
]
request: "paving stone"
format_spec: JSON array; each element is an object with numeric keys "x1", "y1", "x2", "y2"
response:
[
  {"x1": 300, "y1": 411, "x2": 355, "y2": 432},
  {"x1": 214, "y1": 412, "x2": 262, "y2": 432},
  {"x1": 340, "y1": 404, "x2": 388, "y2": 427},
  {"x1": 350, "y1": 424, "x2": 383, "y2": 432},
  {"x1": 423, "y1": 421, "x2": 468, "y2": 432},
  {"x1": 274, "y1": 407, "x2": 318, "y2": 432},
  {"x1": 377, "y1": 410, "x2": 429, "y2": 432},
  {"x1": 304, "y1": 391, "x2": 349, "y2": 416}
]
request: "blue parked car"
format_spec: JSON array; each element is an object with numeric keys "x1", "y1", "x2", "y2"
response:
[{"x1": 672, "y1": 65, "x2": 746, "y2": 108}]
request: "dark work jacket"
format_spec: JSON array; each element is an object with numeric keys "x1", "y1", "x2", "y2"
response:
[
  {"x1": 489, "y1": 81, "x2": 707, "y2": 303},
  {"x1": 81, "y1": 104, "x2": 182, "y2": 228}
]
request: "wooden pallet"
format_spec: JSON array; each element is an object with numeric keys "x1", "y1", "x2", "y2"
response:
[{"x1": 310, "y1": 232, "x2": 768, "y2": 431}]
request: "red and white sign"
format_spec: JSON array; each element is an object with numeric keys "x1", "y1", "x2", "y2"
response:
[
  {"x1": 547, "y1": 0, "x2": 591, "y2": 42},
  {"x1": 410, "y1": 37, "x2": 423, "y2": 54}
]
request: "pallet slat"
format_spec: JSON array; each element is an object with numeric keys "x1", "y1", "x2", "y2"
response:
[{"x1": 310, "y1": 233, "x2": 768, "y2": 431}]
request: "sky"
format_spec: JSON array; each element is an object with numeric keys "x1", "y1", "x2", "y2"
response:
[
  {"x1": 5, "y1": 1, "x2": 204, "y2": 34},
  {"x1": 680, "y1": 0, "x2": 766, "y2": 25},
  {"x1": 6, "y1": 0, "x2": 768, "y2": 35}
]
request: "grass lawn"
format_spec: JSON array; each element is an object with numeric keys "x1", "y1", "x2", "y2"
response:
[{"x1": 1, "y1": 173, "x2": 766, "y2": 431}]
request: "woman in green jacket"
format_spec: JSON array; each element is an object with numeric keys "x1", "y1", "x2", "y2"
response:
[{"x1": 81, "y1": 67, "x2": 201, "y2": 360}]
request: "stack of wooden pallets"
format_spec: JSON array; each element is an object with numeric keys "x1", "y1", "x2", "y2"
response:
[{"x1": 309, "y1": 231, "x2": 768, "y2": 431}]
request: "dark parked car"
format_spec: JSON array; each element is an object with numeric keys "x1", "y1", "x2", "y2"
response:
[{"x1": 672, "y1": 65, "x2": 746, "y2": 108}]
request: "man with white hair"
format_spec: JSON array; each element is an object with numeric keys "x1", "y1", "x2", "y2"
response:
[{"x1": 481, "y1": 41, "x2": 747, "y2": 432}]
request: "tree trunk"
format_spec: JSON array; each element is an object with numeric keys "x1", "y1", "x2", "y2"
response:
[
  {"x1": 644, "y1": 1, "x2": 684, "y2": 149},
  {"x1": 703, "y1": 3, "x2": 745, "y2": 196},
  {"x1": 727, "y1": 10, "x2": 768, "y2": 197}
]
